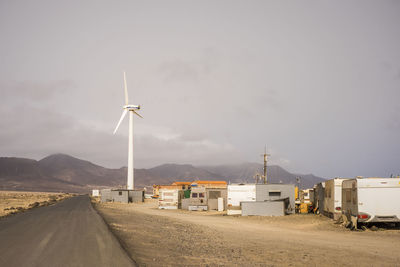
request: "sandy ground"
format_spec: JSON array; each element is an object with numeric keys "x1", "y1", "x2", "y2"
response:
[
  {"x1": 0, "y1": 191, "x2": 73, "y2": 217},
  {"x1": 95, "y1": 200, "x2": 400, "y2": 267}
]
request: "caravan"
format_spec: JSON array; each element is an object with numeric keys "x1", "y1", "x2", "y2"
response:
[
  {"x1": 342, "y1": 178, "x2": 400, "y2": 224},
  {"x1": 323, "y1": 178, "x2": 348, "y2": 220}
]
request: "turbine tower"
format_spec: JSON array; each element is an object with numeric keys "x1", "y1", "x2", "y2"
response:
[{"x1": 113, "y1": 72, "x2": 143, "y2": 190}]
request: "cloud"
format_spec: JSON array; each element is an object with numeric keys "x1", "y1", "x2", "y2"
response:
[
  {"x1": 0, "y1": 80, "x2": 242, "y2": 168},
  {"x1": 1, "y1": 80, "x2": 75, "y2": 105}
]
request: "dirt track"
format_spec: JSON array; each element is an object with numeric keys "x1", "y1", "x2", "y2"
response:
[{"x1": 96, "y1": 200, "x2": 400, "y2": 266}]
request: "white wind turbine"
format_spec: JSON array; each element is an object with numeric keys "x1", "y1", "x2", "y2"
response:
[{"x1": 113, "y1": 72, "x2": 143, "y2": 190}]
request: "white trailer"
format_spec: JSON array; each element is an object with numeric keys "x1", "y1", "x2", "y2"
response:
[
  {"x1": 342, "y1": 178, "x2": 400, "y2": 224},
  {"x1": 323, "y1": 178, "x2": 349, "y2": 220},
  {"x1": 158, "y1": 189, "x2": 183, "y2": 209},
  {"x1": 227, "y1": 184, "x2": 256, "y2": 215}
]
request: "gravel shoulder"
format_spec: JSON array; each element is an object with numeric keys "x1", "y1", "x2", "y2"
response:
[{"x1": 95, "y1": 200, "x2": 400, "y2": 267}]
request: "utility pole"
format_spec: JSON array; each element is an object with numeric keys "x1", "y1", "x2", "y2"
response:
[
  {"x1": 262, "y1": 145, "x2": 270, "y2": 184},
  {"x1": 296, "y1": 176, "x2": 301, "y2": 189},
  {"x1": 254, "y1": 173, "x2": 261, "y2": 184}
]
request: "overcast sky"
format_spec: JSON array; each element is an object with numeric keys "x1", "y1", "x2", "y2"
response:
[{"x1": 1, "y1": 0, "x2": 399, "y2": 178}]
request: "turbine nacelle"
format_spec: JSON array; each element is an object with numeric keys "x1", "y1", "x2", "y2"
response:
[
  {"x1": 123, "y1": 104, "x2": 141, "y2": 111},
  {"x1": 113, "y1": 72, "x2": 143, "y2": 135}
]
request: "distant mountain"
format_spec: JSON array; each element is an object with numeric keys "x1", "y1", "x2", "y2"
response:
[
  {"x1": 39, "y1": 154, "x2": 125, "y2": 187},
  {"x1": 201, "y1": 163, "x2": 325, "y2": 189},
  {"x1": 0, "y1": 154, "x2": 325, "y2": 192},
  {"x1": 144, "y1": 164, "x2": 226, "y2": 184},
  {"x1": 0, "y1": 157, "x2": 84, "y2": 192}
]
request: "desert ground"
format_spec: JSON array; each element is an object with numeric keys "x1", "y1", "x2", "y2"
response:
[
  {"x1": 0, "y1": 191, "x2": 73, "y2": 217},
  {"x1": 95, "y1": 199, "x2": 400, "y2": 267}
]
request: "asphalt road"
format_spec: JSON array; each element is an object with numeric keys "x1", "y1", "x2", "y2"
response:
[{"x1": 0, "y1": 195, "x2": 136, "y2": 267}]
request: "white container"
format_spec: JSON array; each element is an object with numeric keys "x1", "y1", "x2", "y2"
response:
[
  {"x1": 158, "y1": 189, "x2": 182, "y2": 209},
  {"x1": 227, "y1": 184, "x2": 256, "y2": 215},
  {"x1": 92, "y1": 189, "x2": 100, "y2": 197},
  {"x1": 342, "y1": 178, "x2": 400, "y2": 223}
]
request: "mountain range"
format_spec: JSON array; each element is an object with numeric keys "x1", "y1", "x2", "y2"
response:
[{"x1": 0, "y1": 154, "x2": 325, "y2": 193}]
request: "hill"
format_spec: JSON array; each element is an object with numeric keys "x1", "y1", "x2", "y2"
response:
[
  {"x1": 201, "y1": 163, "x2": 325, "y2": 189},
  {"x1": 0, "y1": 157, "x2": 84, "y2": 192},
  {"x1": 0, "y1": 154, "x2": 325, "y2": 192}
]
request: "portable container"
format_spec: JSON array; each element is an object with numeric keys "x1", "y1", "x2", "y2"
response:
[
  {"x1": 227, "y1": 184, "x2": 256, "y2": 215},
  {"x1": 342, "y1": 178, "x2": 400, "y2": 224},
  {"x1": 256, "y1": 184, "x2": 295, "y2": 214},
  {"x1": 158, "y1": 189, "x2": 184, "y2": 209}
]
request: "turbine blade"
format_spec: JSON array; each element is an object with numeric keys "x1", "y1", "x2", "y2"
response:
[
  {"x1": 133, "y1": 110, "x2": 143, "y2": 118},
  {"x1": 123, "y1": 72, "x2": 129, "y2": 105},
  {"x1": 113, "y1": 109, "x2": 127, "y2": 134}
]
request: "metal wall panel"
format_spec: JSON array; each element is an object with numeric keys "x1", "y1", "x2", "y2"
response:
[
  {"x1": 111, "y1": 190, "x2": 129, "y2": 203},
  {"x1": 128, "y1": 190, "x2": 144, "y2": 203},
  {"x1": 100, "y1": 189, "x2": 112, "y2": 203},
  {"x1": 241, "y1": 201, "x2": 285, "y2": 216}
]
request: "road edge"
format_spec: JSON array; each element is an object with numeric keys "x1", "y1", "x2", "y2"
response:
[{"x1": 90, "y1": 198, "x2": 138, "y2": 267}]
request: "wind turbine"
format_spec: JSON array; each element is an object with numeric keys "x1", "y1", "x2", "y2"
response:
[{"x1": 113, "y1": 72, "x2": 143, "y2": 190}]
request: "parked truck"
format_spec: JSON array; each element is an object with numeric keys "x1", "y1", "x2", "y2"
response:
[{"x1": 342, "y1": 177, "x2": 400, "y2": 226}]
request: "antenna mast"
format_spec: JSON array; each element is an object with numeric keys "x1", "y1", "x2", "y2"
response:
[{"x1": 262, "y1": 145, "x2": 270, "y2": 184}]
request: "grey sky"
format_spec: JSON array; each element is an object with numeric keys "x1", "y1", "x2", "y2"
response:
[{"x1": 1, "y1": 0, "x2": 399, "y2": 178}]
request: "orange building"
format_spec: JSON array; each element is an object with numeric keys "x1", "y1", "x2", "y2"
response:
[
  {"x1": 171, "y1": 181, "x2": 192, "y2": 189},
  {"x1": 191, "y1": 181, "x2": 227, "y2": 189}
]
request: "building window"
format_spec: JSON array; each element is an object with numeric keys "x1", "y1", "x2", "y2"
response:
[
  {"x1": 269, "y1": 191, "x2": 281, "y2": 197},
  {"x1": 119, "y1": 191, "x2": 122, "y2": 196},
  {"x1": 199, "y1": 193, "x2": 205, "y2": 198},
  {"x1": 192, "y1": 193, "x2": 198, "y2": 198}
]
